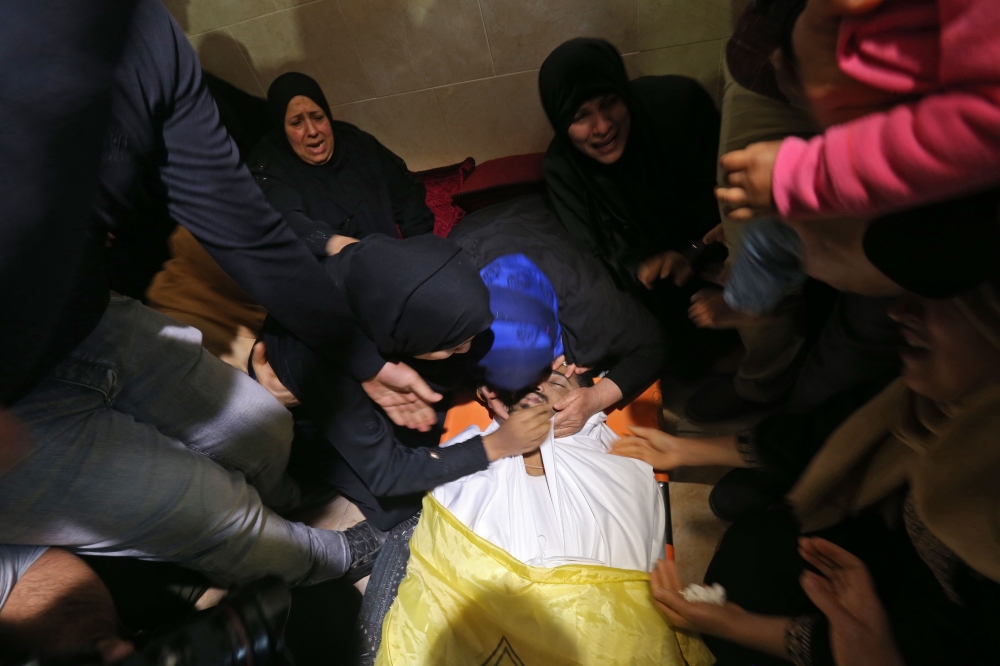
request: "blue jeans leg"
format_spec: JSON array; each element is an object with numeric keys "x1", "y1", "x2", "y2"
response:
[{"x1": 1, "y1": 296, "x2": 348, "y2": 585}]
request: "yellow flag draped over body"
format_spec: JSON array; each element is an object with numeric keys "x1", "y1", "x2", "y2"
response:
[{"x1": 376, "y1": 495, "x2": 715, "y2": 666}]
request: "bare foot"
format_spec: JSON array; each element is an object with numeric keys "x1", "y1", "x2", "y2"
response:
[{"x1": 688, "y1": 289, "x2": 768, "y2": 329}]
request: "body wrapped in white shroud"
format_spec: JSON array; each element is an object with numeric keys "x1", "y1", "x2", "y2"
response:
[{"x1": 433, "y1": 413, "x2": 665, "y2": 572}]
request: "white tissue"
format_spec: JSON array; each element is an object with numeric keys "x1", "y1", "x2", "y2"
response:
[{"x1": 680, "y1": 583, "x2": 727, "y2": 605}]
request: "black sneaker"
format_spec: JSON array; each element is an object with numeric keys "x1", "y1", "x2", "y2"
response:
[{"x1": 342, "y1": 520, "x2": 389, "y2": 583}]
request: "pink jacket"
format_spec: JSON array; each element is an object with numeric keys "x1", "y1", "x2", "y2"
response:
[{"x1": 772, "y1": 0, "x2": 1000, "y2": 220}]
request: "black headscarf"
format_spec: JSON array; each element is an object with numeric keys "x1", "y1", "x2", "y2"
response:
[
  {"x1": 249, "y1": 73, "x2": 433, "y2": 247},
  {"x1": 337, "y1": 233, "x2": 493, "y2": 357},
  {"x1": 266, "y1": 72, "x2": 333, "y2": 149},
  {"x1": 538, "y1": 39, "x2": 721, "y2": 292},
  {"x1": 538, "y1": 38, "x2": 632, "y2": 137}
]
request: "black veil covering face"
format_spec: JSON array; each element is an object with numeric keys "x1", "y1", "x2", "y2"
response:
[
  {"x1": 539, "y1": 38, "x2": 721, "y2": 292},
  {"x1": 337, "y1": 233, "x2": 494, "y2": 357},
  {"x1": 258, "y1": 233, "x2": 496, "y2": 532}
]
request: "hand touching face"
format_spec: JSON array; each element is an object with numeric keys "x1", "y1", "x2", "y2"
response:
[{"x1": 511, "y1": 372, "x2": 580, "y2": 412}]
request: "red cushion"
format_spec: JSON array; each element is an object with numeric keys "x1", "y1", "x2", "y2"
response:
[
  {"x1": 415, "y1": 157, "x2": 476, "y2": 238},
  {"x1": 451, "y1": 153, "x2": 547, "y2": 216}
]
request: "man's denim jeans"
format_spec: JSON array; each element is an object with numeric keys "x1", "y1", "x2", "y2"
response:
[{"x1": 1, "y1": 296, "x2": 348, "y2": 585}]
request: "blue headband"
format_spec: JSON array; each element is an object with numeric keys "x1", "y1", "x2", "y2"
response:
[{"x1": 478, "y1": 254, "x2": 563, "y2": 391}]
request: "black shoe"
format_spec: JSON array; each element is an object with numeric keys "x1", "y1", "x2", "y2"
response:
[
  {"x1": 343, "y1": 520, "x2": 389, "y2": 583},
  {"x1": 685, "y1": 375, "x2": 778, "y2": 422},
  {"x1": 708, "y1": 468, "x2": 785, "y2": 522}
]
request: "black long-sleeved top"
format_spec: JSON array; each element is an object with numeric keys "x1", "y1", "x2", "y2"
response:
[
  {"x1": 450, "y1": 195, "x2": 666, "y2": 402},
  {"x1": 0, "y1": 0, "x2": 137, "y2": 404},
  {"x1": 263, "y1": 259, "x2": 491, "y2": 531},
  {"x1": 249, "y1": 125, "x2": 433, "y2": 256},
  {"x1": 4, "y1": 0, "x2": 384, "y2": 406}
]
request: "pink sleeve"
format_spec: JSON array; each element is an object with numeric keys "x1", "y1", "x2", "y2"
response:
[
  {"x1": 773, "y1": 86, "x2": 1000, "y2": 219},
  {"x1": 773, "y1": 0, "x2": 1000, "y2": 220}
]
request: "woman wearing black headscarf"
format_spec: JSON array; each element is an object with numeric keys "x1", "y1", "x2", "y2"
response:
[
  {"x1": 260, "y1": 233, "x2": 552, "y2": 538},
  {"x1": 539, "y1": 38, "x2": 729, "y2": 380},
  {"x1": 248, "y1": 72, "x2": 434, "y2": 256}
]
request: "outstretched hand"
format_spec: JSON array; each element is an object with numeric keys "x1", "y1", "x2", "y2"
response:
[
  {"x1": 362, "y1": 361, "x2": 442, "y2": 432},
  {"x1": 610, "y1": 426, "x2": 690, "y2": 470},
  {"x1": 799, "y1": 537, "x2": 904, "y2": 666},
  {"x1": 715, "y1": 141, "x2": 782, "y2": 221}
]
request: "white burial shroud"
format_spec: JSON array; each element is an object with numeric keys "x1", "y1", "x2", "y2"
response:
[{"x1": 432, "y1": 413, "x2": 665, "y2": 572}]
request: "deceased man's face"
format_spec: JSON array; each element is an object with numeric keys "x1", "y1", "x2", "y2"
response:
[{"x1": 510, "y1": 372, "x2": 580, "y2": 412}]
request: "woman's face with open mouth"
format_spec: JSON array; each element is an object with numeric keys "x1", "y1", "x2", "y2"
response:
[
  {"x1": 285, "y1": 95, "x2": 334, "y2": 166},
  {"x1": 567, "y1": 93, "x2": 631, "y2": 165}
]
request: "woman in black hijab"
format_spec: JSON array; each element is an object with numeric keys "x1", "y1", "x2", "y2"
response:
[
  {"x1": 249, "y1": 72, "x2": 434, "y2": 256},
  {"x1": 260, "y1": 232, "x2": 550, "y2": 535},
  {"x1": 539, "y1": 38, "x2": 729, "y2": 380}
]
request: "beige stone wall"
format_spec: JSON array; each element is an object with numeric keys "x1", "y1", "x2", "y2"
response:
[{"x1": 168, "y1": 0, "x2": 740, "y2": 171}]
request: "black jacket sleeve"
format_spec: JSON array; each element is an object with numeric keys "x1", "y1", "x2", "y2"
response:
[
  {"x1": 253, "y1": 172, "x2": 334, "y2": 257},
  {"x1": 140, "y1": 2, "x2": 383, "y2": 380},
  {"x1": 376, "y1": 141, "x2": 434, "y2": 238},
  {"x1": 591, "y1": 293, "x2": 664, "y2": 402},
  {"x1": 545, "y1": 218, "x2": 665, "y2": 401},
  {"x1": 0, "y1": 0, "x2": 136, "y2": 403},
  {"x1": 302, "y1": 362, "x2": 490, "y2": 498}
]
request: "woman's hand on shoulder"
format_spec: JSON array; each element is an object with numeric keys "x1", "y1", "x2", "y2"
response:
[
  {"x1": 637, "y1": 251, "x2": 693, "y2": 289},
  {"x1": 716, "y1": 141, "x2": 782, "y2": 221}
]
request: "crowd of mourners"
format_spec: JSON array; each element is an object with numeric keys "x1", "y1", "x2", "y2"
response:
[{"x1": 1, "y1": 0, "x2": 999, "y2": 664}]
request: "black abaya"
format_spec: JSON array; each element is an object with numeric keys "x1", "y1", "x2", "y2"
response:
[
  {"x1": 539, "y1": 39, "x2": 730, "y2": 379},
  {"x1": 539, "y1": 39, "x2": 721, "y2": 292},
  {"x1": 249, "y1": 73, "x2": 433, "y2": 257}
]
